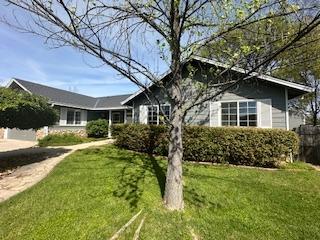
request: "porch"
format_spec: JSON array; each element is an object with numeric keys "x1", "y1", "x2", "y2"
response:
[{"x1": 88, "y1": 108, "x2": 133, "y2": 137}]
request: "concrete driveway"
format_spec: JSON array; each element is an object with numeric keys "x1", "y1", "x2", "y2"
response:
[
  {"x1": 0, "y1": 139, "x2": 114, "y2": 202},
  {"x1": 0, "y1": 139, "x2": 37, "y2": 152}
]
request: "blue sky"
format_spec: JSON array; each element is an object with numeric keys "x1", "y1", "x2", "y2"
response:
[{"x1": 0, "y1": 4, "x2": 163, "y2": 97}]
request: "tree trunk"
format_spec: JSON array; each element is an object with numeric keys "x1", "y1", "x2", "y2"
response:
[
  {"x1": 164, "y1": 104, "x2": 184, "y2": 210},
  {"x1": 164, "y1": 0, "x2": 184, "y2": 210}
]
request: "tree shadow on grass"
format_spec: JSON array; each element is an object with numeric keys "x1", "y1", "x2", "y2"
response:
[
  {"x1": 113, "y1": 151, "x2": 166, "y2": 209},
  {"x1": 113, "y1": 149, "x2": 219, "y2": 210},
  {"x1": 0, "y1": 147, "x2": 70, "y2": 172}
]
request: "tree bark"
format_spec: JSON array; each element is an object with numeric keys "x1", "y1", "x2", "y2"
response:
[
  {"x1": 164, "y1": 103, "x2": 184, "y2": 210},
  {"x1": 163, "y1": 0, "x2": 184, "y2": 211}
]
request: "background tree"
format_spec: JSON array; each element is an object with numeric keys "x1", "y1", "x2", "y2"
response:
[
  {"x1": 274, "y1": 25, "x2": 320, "y2": 125},
  {"x1": 0, "y1": 87, "x2": 58, "y2": 129},
  {"x1": 203, "y1": 17, "x2": 320, "y2": 125},
  {"x1": 1, "y1": 0, "x2": 320, "y2": 210}
]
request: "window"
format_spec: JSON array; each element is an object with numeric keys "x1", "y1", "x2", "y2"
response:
[
  {"x1": 66, "y1": 109, "x2": 81, "y2": 125},
  {"x1": 147, "y1": 105, "x2": 171, "y2": 125},
  {"x1": 239, "y1": 101, "x2": 257, "y2": 127},
  {"x1": 221, "y1": 102, "x2": 237, "y2": 126},
  {"x1": 112, "y1": 112, "x2": 121, "y2": 123},
  {"x1": 148, "y1": 106, "x2": 158, "y2": 125},
  {"x1": 75, "y1": 111, "x2": 81, "y2": 124},
  {"x1": 221, "y1": 101, "x2": 257, "y2": 127},
  {"x1": 67, "y1": 110, "x2": 75, "y2": 125},
  {"x1": 159, "y1": 105, "x2": 171, "y2": 124}
]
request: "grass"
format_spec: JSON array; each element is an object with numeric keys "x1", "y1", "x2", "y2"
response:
[
  {"x1": 38, "y1": 133, "x2": 100, "y2": 147},
  {"x1": 280, "y1": 161, "x2": 316, "y2": 170},
  {"x1": 0, "y1": 145, "x2": 319, "y2": 239}
]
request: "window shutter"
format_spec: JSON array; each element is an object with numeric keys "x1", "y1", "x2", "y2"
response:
[
  {"x1": 59, "y1": 107, "x2": 67, "y2": 125},
  {"x1": 81, "y1": 110, "x2": 87, "y2": 125},
  {"x1": 210, "y1": 102, "x2": 221, "y2": 127},
  {"x1": 258, "y1": 99, "x2": 272, "y2": 128},
  {"x1": 139, "y1": 105, "x2": 148, "y2": 124}
]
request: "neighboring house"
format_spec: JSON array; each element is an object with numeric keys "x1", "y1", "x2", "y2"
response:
[{"x1": 1, "y1": 56, "x2": 312, "y2": 141}]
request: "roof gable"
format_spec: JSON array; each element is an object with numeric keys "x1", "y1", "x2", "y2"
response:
[{"x1": 122, "y1": 56, "x2": 313, "y2": 104}]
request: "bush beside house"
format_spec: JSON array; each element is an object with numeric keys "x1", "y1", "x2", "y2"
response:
[
  {"x1": 112, "y1": 124, "x2": 299, "y2": 167},
  {"x1": 86, "y1": 119, "x2": 109, "y2": 138}
]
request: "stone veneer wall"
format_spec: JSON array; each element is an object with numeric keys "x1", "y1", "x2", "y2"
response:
[
  {"x1": 48, "y1": 129, "x2": 87, "y2": 137},
  {"x1": 36, "y1": 128, "x2": 47, "y2": 140},
  {"x1": 35, "y1": 127, "x2": 87, "y2": 140}
]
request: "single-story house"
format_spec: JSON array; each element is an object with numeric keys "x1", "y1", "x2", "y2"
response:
[
  {"x1": 1, "y1": 79, "x2": 132, "y2": 141},
  {"x1": 0, "y1": 56, "x2": 312, "y2": 141}
]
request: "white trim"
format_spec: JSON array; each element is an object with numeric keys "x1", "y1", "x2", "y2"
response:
[
  {"x1": 64, "y1": 109, "x2": 83, "y2": 126},
  {"x1": 285, "y1": 88, "x2": 289, "y2": 130},
  {"x1": 108, "y1": 110, "x2": 112, "y2": 138},
  {"x1": 145, "y1": 104, "x2": 171, "y2": 125},
  {"x1": 209, "y1": 102, "x2": 212, "y2": 127},
  {"x1": 257, "y1": 99, "x2": 273, "y2": 128},
  {"x1": 6, "y1": 78, "x2": 32, "y2": 93},
  {"x1": 53, "y1": 102, "x2": 132, "y2": 111},
  {"x1": 132, "y1": 102, "x2": 135, "y2": 123},
  {"x1": 216, "y1": 99, "x2": 259, "y2": 127},
  {"x1": 192, "y1": 56, "x2": 314, "y2": 93}
]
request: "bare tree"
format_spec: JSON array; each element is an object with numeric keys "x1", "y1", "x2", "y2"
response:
[{"x1": 1, "y1": 0, "x2": 320, "y2": 210}]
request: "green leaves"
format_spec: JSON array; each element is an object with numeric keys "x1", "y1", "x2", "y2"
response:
[
  {"x1": 0, "y1": 87, "x2": 58, "y2": 130},
  {"x1": 113, "y1": 124, "x2": 299, "y2": 167}
]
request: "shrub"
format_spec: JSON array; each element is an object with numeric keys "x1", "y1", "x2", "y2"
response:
[
  {"x1": 86, "y1": 119, "x2": 109, "y2": 138},
  {"x1": 112, "y1": 124, "x2": 299, "y2": 167},
  {"x1": 38, "y1": 133, "x2": 87, "y2": 147}
]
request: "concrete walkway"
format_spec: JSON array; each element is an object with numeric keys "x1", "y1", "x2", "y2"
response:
[
  {"x1": 0, "y1": 139, "x2": 37, "y2": 152},
  {"x1": 0, "y1": 139, "x2": 113, "y2": 203}
]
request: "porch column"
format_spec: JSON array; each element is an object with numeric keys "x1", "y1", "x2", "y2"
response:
[
  {"x1": 108, "y1": 110, "x2": 112, "y2": 138},
  {"x1": 124, "y1": 109, "x2": 127, "y2": 124}
]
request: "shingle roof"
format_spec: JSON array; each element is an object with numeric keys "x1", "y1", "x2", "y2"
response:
[
  {"x1": 95, "y1": 94, "x2": 132, "y2": 109},
  {"x1": 10, "y1": 78, "x2": 130, "y2": 109}
]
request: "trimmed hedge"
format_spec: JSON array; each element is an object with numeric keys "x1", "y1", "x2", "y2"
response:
[
  {"x1": 112, "y1": 124, "x2": 299, "y2": 167},
  {"x1": 86, "y1": 119, "x2": 108, "y2": 138}
]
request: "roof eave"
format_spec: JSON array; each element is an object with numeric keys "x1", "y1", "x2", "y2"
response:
[
  {"x1": 192, "y1": 56, "x2": 314, "y2": 94},
  {"x1": 7, "y1": 78, "x2": 32, "y2": 94},
  {"x1": 52, "y1": 101, "x2": 132, "y2": 110}
]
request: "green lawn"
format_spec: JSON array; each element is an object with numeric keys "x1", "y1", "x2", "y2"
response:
[
  {"x1": 38, "y1": 133, "x2": 101, "y2": 147},
  {"x1": 0, "y1": 145, "x2": 319, "y2": 239}
]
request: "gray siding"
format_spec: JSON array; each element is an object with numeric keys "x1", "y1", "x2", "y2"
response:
[
  {"x1": 132, "y1": 86, "x2": 170, "y2": 123},
  {"x1": 289, "y1": 111, "x2": 304, "y2": 129},
  {"x1": 184, "y1": 102, "x2": 210, "y2": 126},
  {"x1": 217, "y1": 81, "x2": 286, "y2": 129},
  {"x1": 131, "y1": 80, "x2": 287, "y2": 129}
]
